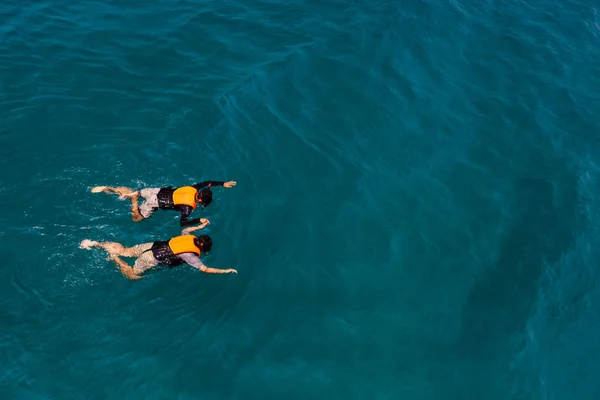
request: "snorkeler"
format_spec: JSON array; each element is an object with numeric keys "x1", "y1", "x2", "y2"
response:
[
  {"x1": 91, "y1": 180, "x2": 236, "y2": 226},
  {"x1": 79, "y1": 218, "x2": 237, "y2": 280}
]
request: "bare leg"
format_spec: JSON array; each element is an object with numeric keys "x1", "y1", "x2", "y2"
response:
[
  {"x1": 91, "y1": 186, "x2": 138, "y2": 200},
  {"x1": 110, "y1": 255, "x2": 142, "y2": 280},
  {"x1": 79, "y1": 240, "x2": 139, "y2": 257},
  {"x1": 130, "y1": 193, "x2": 144, "y2": 222},
  {"x1": 80, "y1": 240, "x2": 143, "y2": 280}
]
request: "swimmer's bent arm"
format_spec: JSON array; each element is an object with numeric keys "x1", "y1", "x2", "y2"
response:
[
  {"x1": 180, "y1": 223, "x2": 237, "y2": 274},
  {"x1": 181, "y1": 219, "x2": 210, "y2": 234},
  {"x1": 178, "y1": 205, "x2": 202, "y2": 227},
  {"x1": 179, "y1": 218, "x2": 237, "y2": 274}
]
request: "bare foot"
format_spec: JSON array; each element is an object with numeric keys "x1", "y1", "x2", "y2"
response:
[{"x1": 80, "y1": 239, "x2": 98, "y2": 250}]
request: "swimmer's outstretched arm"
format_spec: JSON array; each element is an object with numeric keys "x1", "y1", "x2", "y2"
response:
[
  {"x1": 178, "y1": 253, "x2": 237, "y2": 274},
  {"x1": 199, "y1": 265, "x2": 237, "y2": 274},
  {"x1": 109, "y1": 255, "x2": 142, "y2": 280},
  {"x1": 191, "y1": 180, "x2": 237, "y2": 190}
]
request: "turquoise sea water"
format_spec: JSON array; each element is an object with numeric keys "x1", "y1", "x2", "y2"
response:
[{"x1": 2, "y1": 0, "x2": 600, "y2": 398}]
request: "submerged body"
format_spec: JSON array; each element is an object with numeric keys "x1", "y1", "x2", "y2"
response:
[
  {"x1": 80, "y1": 219, "x2": 237, "y2": 280},
  {"x1": 92, "y1": 180, "x2": 236, "y2": 226}
]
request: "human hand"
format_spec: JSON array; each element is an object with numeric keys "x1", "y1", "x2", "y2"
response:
[
  {"x1": 225, "y1": 269, "x2": 237, "y2": 274},
  {"x1": 200, "y1": 218, "x2": 210, "y2": 225},
  {"x1": 223, "y1": 181, "x2": 237, "y2": 188}
]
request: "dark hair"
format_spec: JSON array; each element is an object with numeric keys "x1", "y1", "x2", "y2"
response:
[
  {"x1": 198, "y1": 188, "x2": 213, "y2": 206},
  {"x1": 195, "y1": 235, "x2": 212, "y2": 253}
]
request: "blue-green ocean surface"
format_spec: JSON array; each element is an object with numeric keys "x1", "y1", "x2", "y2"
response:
[{"x1": 2, "y1": 0, "x2": 600, "y2": 398}]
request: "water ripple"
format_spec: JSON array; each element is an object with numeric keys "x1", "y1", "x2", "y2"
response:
[{"x1": 2, "y1": 0, "x2": 600, "y2": 397}]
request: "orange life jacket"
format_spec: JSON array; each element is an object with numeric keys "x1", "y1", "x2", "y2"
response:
[
  {"x1": 172, "y1": 186, "x2": 199, "y2": 209},
  {"x1": 168, "y1": 235, "x2": 201, "y2": 256}
]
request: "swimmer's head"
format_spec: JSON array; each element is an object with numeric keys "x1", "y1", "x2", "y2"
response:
[
  {"x1": 195, "y1": 235, "x2": 212, "y2": 253},
  {"x1": 197, "y1": 188, "x2": 213, "y2": 207}
]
